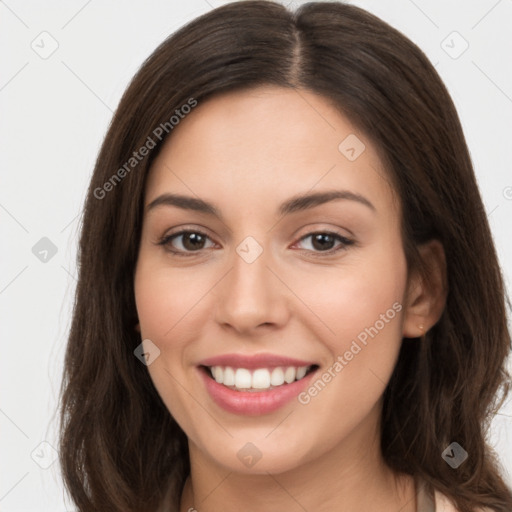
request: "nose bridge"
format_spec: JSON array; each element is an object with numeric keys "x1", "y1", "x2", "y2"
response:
[{"x1": 214, "y1": 235, "x2": 288, "y2": 332}]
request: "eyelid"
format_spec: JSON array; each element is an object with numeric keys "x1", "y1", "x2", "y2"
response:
[{"x1": 158, "y1": 224, "x2": 217, "y2": 243}]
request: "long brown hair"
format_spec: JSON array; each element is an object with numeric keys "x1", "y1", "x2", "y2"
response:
[{"x1": 58, "y1": 1, "x2": 512, "y2": 511}]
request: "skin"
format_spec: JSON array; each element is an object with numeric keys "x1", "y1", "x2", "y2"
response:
[{"x1": 133, "y1": 86, "x2": 447, "y2": 512}]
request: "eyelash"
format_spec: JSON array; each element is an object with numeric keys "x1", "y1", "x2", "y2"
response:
[{"x1": 156, "y1": 228, "x2": 355, "y2": 257}]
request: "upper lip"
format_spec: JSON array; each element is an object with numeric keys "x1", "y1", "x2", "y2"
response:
[{"x1": 199, "y1": 353, "x2": 317, "y2": 370}]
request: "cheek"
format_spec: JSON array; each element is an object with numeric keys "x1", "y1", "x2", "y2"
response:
[
  {"x1": 134, "y1": 257, "x2": 209, "y2": 430},
  {"x1": 297, "y1": 244, "x2": 407, "y2": 404},
  {"x1": 297, "y1": 244, "x2": 407, "y2": 353},
  {"x1": 290, "y1": 251, "x2": 407, "y2": 442},
  {"x1": 134, "y1": 257, "x2": 210, "y2": 343}
]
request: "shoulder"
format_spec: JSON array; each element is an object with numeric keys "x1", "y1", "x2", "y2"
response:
[{"x1": 434, "y1": 489, "x2": 494, "y2": 512}]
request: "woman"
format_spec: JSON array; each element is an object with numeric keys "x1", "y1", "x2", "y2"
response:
[{"x1": 58, "y1": 1, "x2": 512, "y2": 511}]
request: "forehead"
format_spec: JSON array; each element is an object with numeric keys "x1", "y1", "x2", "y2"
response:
[{"x1": 144, "y1": 86, "x2": 398, "y2": 219}]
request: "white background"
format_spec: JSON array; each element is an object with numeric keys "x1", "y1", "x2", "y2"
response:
[{"x1": 1, "y1": 0, "x2": 511, "y2": 510}]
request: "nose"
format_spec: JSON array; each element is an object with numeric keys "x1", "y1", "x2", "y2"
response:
[{"x1": 214, "y1": 245, "x2": 290, "y2": 335}]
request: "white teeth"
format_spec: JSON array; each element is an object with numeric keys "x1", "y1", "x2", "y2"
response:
[
  {"x1": 284, "y1": 366, "x2": 296, "y2": 383},
  {"x1": 296, "y1": 366, "x2": 307, "y2": 380},
  {"x1": 207, "y1": 365, "x2": 312, "y2": 391},
  {"x1": 252, "y1": 368, "x2": 271, "y2": 389},
  {"x1": 223, "y1": 366, "x2": 235, "y2": 386},
  {"x1": 235, "y1": 368, "x2": 252, "y2": 389},
  {"x1": 213, "y1": 366, "x2": 223, "y2": 384},
  {"x1": 270, "y1": 367, "x2": 284, "y2": 386}
]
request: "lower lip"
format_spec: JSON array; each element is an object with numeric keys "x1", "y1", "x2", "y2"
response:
[{"x1": 199, "y1": 367, "x2": 317, "y2": 415}]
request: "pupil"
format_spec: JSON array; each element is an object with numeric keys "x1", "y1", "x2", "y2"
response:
[
  {"x1": 312, "y1": 233, "x2": 334, "y2": 251},
  {"x1": 184, "y1": 232, "x2": 205, "y2": 250}
]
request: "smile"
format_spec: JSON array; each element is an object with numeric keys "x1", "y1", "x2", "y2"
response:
[
  {"x1": 205, "y1": 365, "x2": 316, "y2": 392},
  {"x1": 197, "y1": 354, "x2": 320, "y2": 415}
]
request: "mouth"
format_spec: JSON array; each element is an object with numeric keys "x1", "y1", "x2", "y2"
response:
[
  {"x1": 200, "y1": 364, "x2": 319, "y2": 392},
  {"x1": 198, "y1": 360, "x2": 320, "y2": 415}
]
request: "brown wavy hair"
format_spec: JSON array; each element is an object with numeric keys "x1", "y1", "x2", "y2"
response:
[{"x1": 58, "y1": 1, "x2": 512, "y2": 511}]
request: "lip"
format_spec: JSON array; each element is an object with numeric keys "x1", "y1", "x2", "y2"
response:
[
  {"x1": 199, "y1": 352, "x2": 316, "y2": 370},
  {"x1": 198, "y1": 365, "x2": 318, "y2": 416}
]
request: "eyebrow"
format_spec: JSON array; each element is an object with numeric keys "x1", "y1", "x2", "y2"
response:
[{"x1": 146, "y1": 190, "x2": 376, "y2": 219}]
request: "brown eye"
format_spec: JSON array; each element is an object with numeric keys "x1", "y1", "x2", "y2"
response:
[
  {"x1": 295, "y1": 232, "x2": 354, "y2": 254},
  {"x1": 158, "y1": 230, "x2": 215, "y2": 255}
]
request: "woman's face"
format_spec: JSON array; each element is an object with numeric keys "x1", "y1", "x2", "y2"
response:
[{"x1": 134, "y1": 86, "x2": 411, "y2": 474}]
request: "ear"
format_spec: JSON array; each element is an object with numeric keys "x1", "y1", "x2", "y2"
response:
[
  {"x1": 135, "y1": 322, "x2": 141, "y2": 333},
  {"x1": 402, "y1": 239, "x2": 448, "y2": 338}
]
